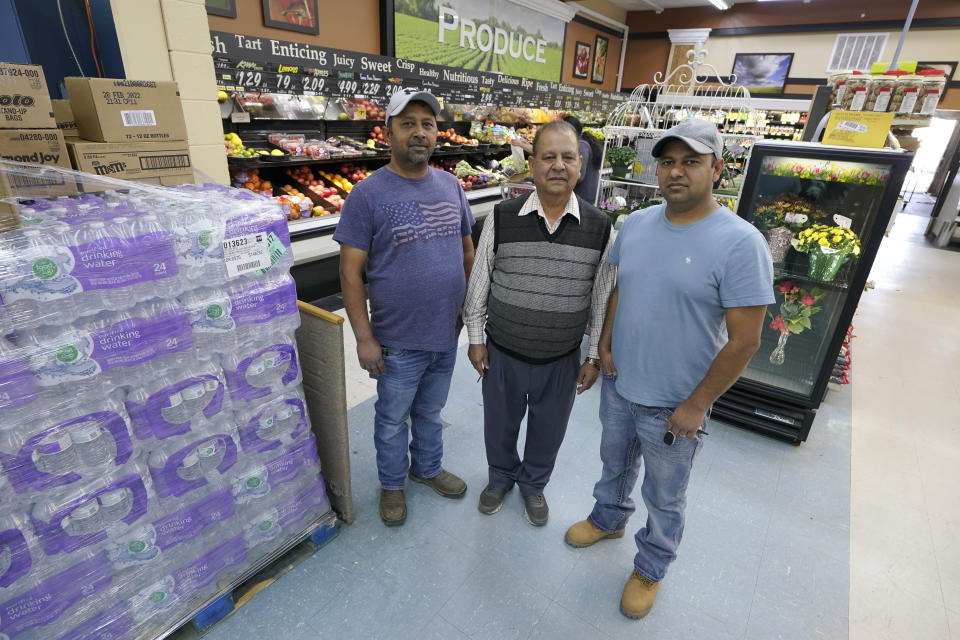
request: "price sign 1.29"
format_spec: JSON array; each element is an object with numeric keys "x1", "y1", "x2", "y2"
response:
[{"x1": 236, "y1": 70, "x2": 263, "y2": 89}]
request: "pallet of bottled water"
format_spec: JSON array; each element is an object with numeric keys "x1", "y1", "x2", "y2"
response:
[{"x1": 0, "y1": 164, "x2": 331, "y2": 640}]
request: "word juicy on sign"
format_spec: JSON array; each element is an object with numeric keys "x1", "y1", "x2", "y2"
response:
[{"x1": 438, "y1": 7, "x2": 547, "y2": 64}]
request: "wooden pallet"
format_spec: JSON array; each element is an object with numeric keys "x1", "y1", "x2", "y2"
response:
[{"x1": 165, "y1": 511, "x2": 340, "y2": 639}]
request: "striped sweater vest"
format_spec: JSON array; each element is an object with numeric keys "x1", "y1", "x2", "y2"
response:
[{"x1": 486, "y1": 194, "x2": 611, "y2": 364}]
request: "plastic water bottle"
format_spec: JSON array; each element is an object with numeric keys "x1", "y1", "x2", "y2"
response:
[
  {"x1": 67, "y1": 420, "x2": 114, "y2": 468},
  {"x1": 99, "y1": 486, "x2": 133, "y2": 523},
  {"x1": 1, "y1": 227, "x2": 78, "y2": 328},
  {"x1": 0, "y1": 335, "x2": 39, "y2": 425},
  {"x1": 131, "y1": 212, "x2": 180, "y2": 300}
]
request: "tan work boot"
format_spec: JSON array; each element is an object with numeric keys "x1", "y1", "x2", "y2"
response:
[
  {"x1": 379, "y1": 489, "x2": 406, "y2": 526},
  {"x1": 408, "y1": 469, "x2": 467, "y2": 498},
  {"x1": 564, "y1": 519, "x2": 625, "y2": 548},
  {"x1": 620, "y1": 570, "x2": 660, "y2": 619}
]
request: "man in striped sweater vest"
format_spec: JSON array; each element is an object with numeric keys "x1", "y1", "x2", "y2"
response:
[{"x1": 463, "y1": 120, "x2": 615, "y2": 527}]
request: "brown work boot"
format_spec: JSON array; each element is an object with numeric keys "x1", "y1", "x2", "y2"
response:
[
  {"x1": 620, "y1": 570, "x2": 660, "y2": 619},
  {"x1": 564, "y1": 519, "x2": 625, "y2": 548},
  {"x1": 408, "y1": 469, "x2": 467, "y2": 498},
  {"x1": 379, "y1": 489, "x2": 406, "y2": 526}
]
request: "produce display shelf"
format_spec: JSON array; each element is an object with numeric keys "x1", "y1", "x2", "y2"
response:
[
  {"x1": 228, "y1": 145, "x2": 509, "y2": 168},
  {"x1": 465, "y1": 186, "x2": 503, "y2": 201},
  {"x1": 157, "y1": 511, "x2": 339, "y2": 639},
  {"x1": 289, "y1": 214, "x2": 341, "y2": 236},
  {"x1": 891, "y1": 116, "x2": 933, "y2": 128}
]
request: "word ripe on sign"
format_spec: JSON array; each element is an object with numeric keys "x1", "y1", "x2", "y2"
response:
[{"x1": 438, "y1": 7, "x2": 547, "y2": 64}]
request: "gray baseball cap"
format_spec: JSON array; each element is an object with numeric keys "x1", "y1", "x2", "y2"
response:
[
  {"x1": 384, "y1": 87, "x2": 442, "y2": 126},
  {"x1": 651, "y1": 118, "x2": 724, "y2": 160}
]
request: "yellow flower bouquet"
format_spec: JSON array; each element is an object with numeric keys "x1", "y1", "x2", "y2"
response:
[{"x1": 793, "y1": 224, "x2": 862, "y2": 281}]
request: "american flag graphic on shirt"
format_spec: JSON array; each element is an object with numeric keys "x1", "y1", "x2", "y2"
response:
[{"x1": 383, "y1": 200, "x2": 462, "y2": 247}]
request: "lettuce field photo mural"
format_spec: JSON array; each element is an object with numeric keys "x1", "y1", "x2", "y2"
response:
[{"x1": 394, "y1": 0, "x2": 565, "y2": 82}]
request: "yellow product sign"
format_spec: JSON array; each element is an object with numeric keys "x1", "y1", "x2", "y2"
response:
[{"x1": 823, "y1": 110, "x2": 895, "y2": 149}]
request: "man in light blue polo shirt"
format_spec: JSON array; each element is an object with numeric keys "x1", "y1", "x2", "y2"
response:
[{"x1": 564, "y1": 118, "x2": 774, "y2": 619}]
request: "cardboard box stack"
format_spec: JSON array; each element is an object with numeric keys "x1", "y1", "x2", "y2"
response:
[
  {"x1": 64, "y1": 77, "x2": 194, "y2": 186},
  {"x1": 0, "y1": 63, "x2": 74, "y2": 229}
]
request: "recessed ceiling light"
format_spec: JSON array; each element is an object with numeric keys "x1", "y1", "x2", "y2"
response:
[{"x1": 708, "y1": 0, "x2": 730, "y2": 9}]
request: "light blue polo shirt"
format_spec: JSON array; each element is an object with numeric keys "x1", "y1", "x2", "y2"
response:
[{"x1": 608, "y1": 204, "x2": 774, "y2": 408}]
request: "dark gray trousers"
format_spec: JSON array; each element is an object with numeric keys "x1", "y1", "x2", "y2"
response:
[{"x1": 482, "y1": 340, "x2": 580, "y2": 497}]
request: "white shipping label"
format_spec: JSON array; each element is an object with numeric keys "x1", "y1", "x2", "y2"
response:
[
  {"x1": 874, "y1": 89, "x2": 891, "y2": 112},
  {"x1": 920, "y1": 91, "x2": 940, "y2": 116},
  {"x1": 833, "y1": 214, "x2": 853, "y2": 229},
  {"x1": 850, "y1": 89, "x2": 867, "y2": 111},
  {"x1": 223, "y1": 233, "x2": 271, "y2": 278},
  {"x1": 121, "y1": 110, "x2": 157, "y2": 127},
  {"x1": 898, "y1": 91, "x2": 919, "y2": 114}
]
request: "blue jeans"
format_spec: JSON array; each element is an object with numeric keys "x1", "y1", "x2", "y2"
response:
[
  {"x1": 588, "y1": 375, "x2": 705, "y2": 582},
  {"x1": 373, "y1": 346, "x2": 457, "y2": 490}
]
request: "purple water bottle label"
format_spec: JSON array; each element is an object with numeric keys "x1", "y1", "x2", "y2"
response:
[
  {"x1": 127, "y1": 374, "x2": 225, "y2": 441},
  {"x1": 231, "y1": 278, "x2": 298, "y2": 328},
  {"x1": 0, "y1": 527, "x2": 32, "y2": 589},
  {"x1": 149, "y1": 433, "x2": 238, "y2": 498},
  {"x1": 153, "y1": 488, "x2": 236, "y2": 551},
  {"x1": 32, "y1": 472, "x2": 150, "y2": 555},
  {"x1": 172, "y1": 535, "x2": 247, "y2": 596},
  {"x1": 276, "y1": 476, "x2": 328, "y2": 528},
  {"x1": 59, "y1": 602, "x2": 133, "y2": 640},
  {"x1": 224, "y1": 343, "x2": 299, "y2": 403},
  {"x1": 90, "y1": 310, "x2": 194, "y2": 371},
  {"x1": 0, "y1": 410, "x2": 133, "y2": 494},
  {"x1": 0, "y1": 366, "x2": 37, "y2": 410},
  {"x1": 238, "y1": 396, "x2": 308, "y2": 455},
  {"x1": 68, "y1": 232, "x2": 178, "y2": 290},
  {"x1": 0, "y1": 551, "x2": 112, "y2": 639},
  {"x1": 265, "y1": 435, "x2": 318, "y2": 487}
]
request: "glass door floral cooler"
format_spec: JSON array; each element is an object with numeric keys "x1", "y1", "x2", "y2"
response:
[{"x1": 713, "y1": 141, "x2": 913, "y2": 442}]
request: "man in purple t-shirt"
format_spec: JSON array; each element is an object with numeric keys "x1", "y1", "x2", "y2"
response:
[{"x1": 333, "y1": 88, "x2": 475, "y2": 526}]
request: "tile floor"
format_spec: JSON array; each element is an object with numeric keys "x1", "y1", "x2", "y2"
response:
[{"x1": 197, "y1": 212, "x2": 959, "y2": 640}]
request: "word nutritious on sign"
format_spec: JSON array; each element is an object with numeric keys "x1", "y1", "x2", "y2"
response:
[{"x1": 438, "y1": 7, "x2": 546, "y2": 64}]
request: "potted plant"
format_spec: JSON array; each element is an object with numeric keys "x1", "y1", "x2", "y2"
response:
[
  {"x1": 767, "y1": 280, "x2": 826, "y2": 365},
  {"x1": 793, "y1": 224, "x2": 862, "y2": 282},
  {"x1": 753, "y1": 204, "x2": 793, "y2": 263},
  {"x1": 606, "y1": 145, "x2": 636, "y2": 178}
]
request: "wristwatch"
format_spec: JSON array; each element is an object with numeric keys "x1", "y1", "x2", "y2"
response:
[{"x1": 584, "y1": 357, "x2": 601, "y2": 369}]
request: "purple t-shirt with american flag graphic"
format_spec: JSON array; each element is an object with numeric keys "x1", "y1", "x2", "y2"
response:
[{"x1": 333, "y1": 166, "x2": 474, "y2": 352}]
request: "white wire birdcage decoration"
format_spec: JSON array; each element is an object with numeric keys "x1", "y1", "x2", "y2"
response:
[{"x1": 594, "y1": 43, "x2": 762, "y2": 211}]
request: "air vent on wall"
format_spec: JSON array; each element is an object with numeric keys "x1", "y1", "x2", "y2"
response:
[{"x1": 826, "y1": 33, "x2": 889, "y2": 72}]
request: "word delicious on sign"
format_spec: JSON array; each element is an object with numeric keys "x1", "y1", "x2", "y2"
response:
[{"x1": 438, "y1": 7, "x2": 547, "y2": 64}]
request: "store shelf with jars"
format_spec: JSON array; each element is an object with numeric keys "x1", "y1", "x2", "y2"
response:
[{"x1": 713, "y1": 141, "x2": 914, "y2": 442}]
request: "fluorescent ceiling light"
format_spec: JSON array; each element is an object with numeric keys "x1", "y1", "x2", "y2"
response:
[{"x1": 708, "y1": 0, "x2": 730, "y2": 9}]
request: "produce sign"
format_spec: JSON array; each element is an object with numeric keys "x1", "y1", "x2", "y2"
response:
[
  {"x1": 210, "y1": 31, "x2": 623, "y2": 113},
  {"x1": 394, "y1": 0, "x2": 565, "y2": 83}
]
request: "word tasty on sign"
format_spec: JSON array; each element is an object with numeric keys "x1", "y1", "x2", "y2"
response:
[{"x1": 437, "y1": 7, "x2": 546, "y2": 64}]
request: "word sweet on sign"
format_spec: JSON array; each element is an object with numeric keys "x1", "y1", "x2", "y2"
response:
[{"x1": 209, "y1": 31, "x2": 624, "y2": 114}]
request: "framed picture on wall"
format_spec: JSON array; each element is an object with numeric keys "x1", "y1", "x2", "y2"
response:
[
  {"x1": 205, "y1": 0, "x2": 236, "y2": 18},
  {"x1": 591, "y1": 36, "x2": 609, "y2": 84},
  {"x1": 261, "y1": 0, "x2": 319, "y2": 35},
  {"x1": 731, "y1": 53, "x2": 794, "y2": 94},
  {"x1": 573, "y1": 42, "x2": 591, "y2": 79}
]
